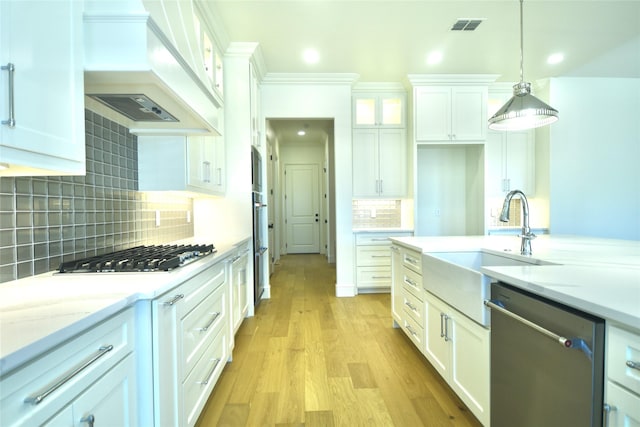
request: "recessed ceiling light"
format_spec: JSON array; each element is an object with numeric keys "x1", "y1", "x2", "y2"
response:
[
  {"x1": 302, "y1": 48, "x2": 320, "y2": 64},
  {"x1": 297, "y1": 130, "x2": 306, "y2": 136},
  {"x1": 427, "y1": 51, "x2": 443, "y2": 65},
  {"x1": 547, "y1": 53, "x2": 564, "y2": 65}
]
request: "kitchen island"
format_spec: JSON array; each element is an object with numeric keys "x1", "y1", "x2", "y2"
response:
[{"x1": 390, "y1": 234, "x2": 640, "y2": 427}]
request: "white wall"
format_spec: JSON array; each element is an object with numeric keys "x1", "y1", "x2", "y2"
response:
[
  {"x1": 549, "y1": 77, "x2": 640, "y2": 240},
  {"x1": 261, "y1": 76, "x2": 356, "y2": 296}
]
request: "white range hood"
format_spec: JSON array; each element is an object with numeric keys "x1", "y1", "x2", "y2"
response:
[{"x1": 84, "y1": 12, "x2": 222, "y2": 135}]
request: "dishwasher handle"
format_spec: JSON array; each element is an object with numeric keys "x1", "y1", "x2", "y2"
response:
[{"x1": 485, "y1": 299, "x2": 593, "y2": 360}]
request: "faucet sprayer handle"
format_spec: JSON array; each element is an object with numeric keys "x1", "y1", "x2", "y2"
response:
[{"x1": 519, "y1": 232, "x2": 536, "y2": 241}]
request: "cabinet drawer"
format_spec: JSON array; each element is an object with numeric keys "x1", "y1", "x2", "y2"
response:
[
  {"x1": 607, "y1": 324, "x2": 640, "y2": 395},
  {"x1": 356, "y1": 246, "x2": 392, "y2": 266},
  {"x1": 357, "y1": 266, "x2": 392, "y2": 288},
  {"x1": 402, "y1": 250, "x2": 422, "y2": 274},
  {"x1": 402, "y1": 313, "x2": 425, "y2": 352},
  {"x1": 175, "y1": 261, "x2": 226, "y2": 319},
  {"x1": 182, "y1": 327, "x2": 227, "y2": 427},
  {"x1": 355, "y1": 234, "x2": 395, "y2": 245},
  {"x1": 402, "y1": 266, "x2": 423, "y2": 300},
  {"x1": 181, "y1": 282, "x2": 226, "y2": 378},
  {"x1": 0, "y1": 309, "x2": 134, "y2": 427},
  {"x1": 403, "y1": 287, "x2": 425, "y2": 328},
  {"x1": 605, "y1": 381, "x2": 640, "y2": 426}
]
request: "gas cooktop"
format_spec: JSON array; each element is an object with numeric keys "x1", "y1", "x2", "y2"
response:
[{"x1": 58, "y1": 244, "x2": 216, "y2": 273}]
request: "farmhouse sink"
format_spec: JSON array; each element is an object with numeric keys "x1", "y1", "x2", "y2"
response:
[{"x1": 422, "y1": 250, "x2": 556, "y2": 326}]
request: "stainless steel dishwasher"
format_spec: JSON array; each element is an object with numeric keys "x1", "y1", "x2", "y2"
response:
[{"x1": 486, "y1": 282, "x2": 605, "y2": 427}]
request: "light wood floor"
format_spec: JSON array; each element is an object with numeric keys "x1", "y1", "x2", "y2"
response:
[{"x1": 196, "y1": 254, "x2": 482, "y2": 427}]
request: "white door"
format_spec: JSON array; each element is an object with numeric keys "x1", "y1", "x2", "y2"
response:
[{"x1": 285, "y1": 164, "x2": 320, "y2": 253}]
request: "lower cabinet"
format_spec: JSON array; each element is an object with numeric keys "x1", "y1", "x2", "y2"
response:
[
  {"x1": 152, "y1": 261, "x2": 227, "y2": 427},
  {"x1": 0, "y1": 308, "x2": 137, "y2": 427},
  {"x1": 604, "y1": 324, "x2": 640, "y2": 426},
  {"x1": 356, "y1": 231, "x2": 412, "y2": 291},
  {"x1": 424, "y1": 292, "x2": 490, "y2": 426}
]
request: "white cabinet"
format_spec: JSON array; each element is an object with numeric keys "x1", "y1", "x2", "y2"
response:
[
  {"x1": 353, "y1": 92, "x2": 406, "y2": 128},
  {"x1": 423, "y1": 292, "x2": 490, "y2": 426},
  {"x1": 0, "y1": 309, "x2": 137, "y2": 427},
  {"x1": 152, "y1": 260, "x2": 227, "y2": 427},
  {"x1": 355, "y1": 232, "x2": 411, "y2": 291},
  {"x1": 353, "y1": 128, "x2": 407, "y2": 198},
  {"x1": 0, "y1": 0, "x2": 85, "y2": 176},
  {"x1": 485, "y1": 129, "x2": 535, "y2": 196},
  {"x1": 138, "y1": 135, "x2": 225, "y2": 196},
  {"x1": 414, "y1": 86, "x2": 488, "y2": 143},
  {"x1": 604, "y1": 324, "x2": 640, "y2": 427},
  {"x1": 229, "y1": 244, "x2": 250, "y2": 335},
  {"x1": 390, "y1": 244, "x2": 426, "y2": 350},
  {"x1": 390, "y1": 245, "x2": 403, "y2": 325}
]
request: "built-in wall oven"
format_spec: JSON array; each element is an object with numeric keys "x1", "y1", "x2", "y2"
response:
[{"x1": 251, "y1": 146, "x2": 266, "y2": 305}]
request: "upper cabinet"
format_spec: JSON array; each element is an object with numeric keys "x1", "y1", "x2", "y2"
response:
[
  {"x1": 0, "y1": 0, "x2": 85, "y2": 176},
  {"x1": 414, "y1": 86, "x2": 487, "y2": 143},
  {"x1": 409, "y1": 75, "x2": 497, "y2": 144},
  {"x1": 138, "y1": 135, "x2": 225, "y2": 196},
  {"x1": 485, "y1": 129, "x2": 535, "y2": 197},
  {"x1": 352, "y1": 83, "x2": 408, "y2": 198},
  {"x1": 353, "y1": 92, "x2": 406, "y2": 128}
]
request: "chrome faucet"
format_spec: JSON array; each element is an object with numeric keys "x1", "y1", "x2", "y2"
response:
[{"x1": 499, "y1": 189, "x2": 536, "y2": 255}]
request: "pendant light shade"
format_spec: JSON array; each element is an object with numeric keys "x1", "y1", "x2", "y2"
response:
[{"x1": 488, "y1": 0, "x2": 558, "y2": 131}]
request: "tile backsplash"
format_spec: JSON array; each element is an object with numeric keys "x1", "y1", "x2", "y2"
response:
[
  {"x1": 0, "y1": 110, "x2": 194, "y2": 283},
  {"x1": 352, "y1": 199, "x2": 402, "y2": 228}
]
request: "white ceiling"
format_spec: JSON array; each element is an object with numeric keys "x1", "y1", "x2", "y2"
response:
[{"x1": 207, "y1": 0, "x2": 640, "y2": 141}]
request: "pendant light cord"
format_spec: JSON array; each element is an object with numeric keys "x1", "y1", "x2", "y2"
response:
[{"x1": 519, "y1": 0, "x2": 524, "y2": 84}]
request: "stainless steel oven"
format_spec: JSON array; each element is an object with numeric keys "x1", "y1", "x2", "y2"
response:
[{"x1": 251, "y1": 146, "x2": 266, "y2": 305}]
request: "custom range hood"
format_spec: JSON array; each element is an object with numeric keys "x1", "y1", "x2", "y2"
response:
[{"x1": 84, "y1": 11, "x2": 221, "y2": 135}]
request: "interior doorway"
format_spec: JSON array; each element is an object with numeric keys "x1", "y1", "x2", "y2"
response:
[
  {"x1": 284, "y1": 163, "x2": 320, "y2": 253},
  {"x1": 265, "y1": 118, "x2": 335, "y2": 269}
]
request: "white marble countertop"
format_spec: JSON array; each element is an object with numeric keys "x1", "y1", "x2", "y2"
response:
[
  {"x1": 390, "y1": 234, "x2": 640, "y2": 328},
  {"x1": 0, "y1": 237, "x2": 251, "y2": 376}
]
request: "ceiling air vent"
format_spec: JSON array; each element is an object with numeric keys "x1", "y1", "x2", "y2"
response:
[{"x1": 451, "y1": 19, "x2": 484, "y2": 31}]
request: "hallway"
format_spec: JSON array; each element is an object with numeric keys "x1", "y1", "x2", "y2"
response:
[{"x1": 196, "y1": 254, "x2": 481, "y2": 426}]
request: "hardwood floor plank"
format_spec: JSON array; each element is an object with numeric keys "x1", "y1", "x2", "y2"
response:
[
  {"x1": 347, "y1": 362, "x2": 377, "y2": 389},
  {"x1": 196, "y1": 254, "x2": 482, "y2": 427},
  {"x1": 304, "y1": 410, "x2": 335, "y2": 427},
  {"x1": 215, "y1": 403, "x2": 250, "y2": 427}
]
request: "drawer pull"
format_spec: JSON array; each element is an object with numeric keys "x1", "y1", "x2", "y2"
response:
[
  {"x1": 372, "y1": 276, "x2": 391, "y2": 279},
  {"x1": 163, "y1": 294, "x2": 185, "y2": 306},
  {"x1": 405, "y1": 324, "x2": 418, "y2": 337},
  {"x1": 603, "y1": 403, "x2": 616, "y2": 427},
  {"x1": 198, "y1": 358, "x2": 221, "y2": 385},
  {"x1": 198, "y1": 312, "x2": 221, "y2": 332},
  {"x1": 627, "y1": 360, "x2": 640, "y2": 370},
  {"x1": 80, "y1": 414, "x2": 95, "y2": 427},
  {"x1": 405, "y1": 301, "x2": 417, "y2": 311},
  {"x1": 405, "y1": 257, "x2": 418, "y2": 265},
  {"x1": 25, "y1": 345, "x2": 114, "y2": 405},
  {"x1": 371, "y1": 254, "x2": 391, "y2": 258},
  {"x1": 405, "y1": 278, "x2": 417, "y2": 287}
]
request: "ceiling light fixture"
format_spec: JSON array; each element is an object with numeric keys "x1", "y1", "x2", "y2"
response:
[
  {"x1": 427, "y1": 51, "x2": 443, "y2": 65},
  {"x1": 488, "y1": 0, "x2": 559, "y2": 131},
  {"x1": 547, "y1": 52, "x2": 564, "y2": 65},
  {"x1": 302, "y1": 48, "x2": 320, "y2": 64},
  {"x1": 297, "y1": 130, "x2": 306, "y2": 136}
]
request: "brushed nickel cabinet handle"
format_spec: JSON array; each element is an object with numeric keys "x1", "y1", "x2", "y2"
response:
[
  {"x1": 198, "y1": 358, "x2": 221, "y2": 385},
  {"x1": 25, "y1": 345, "x2": 114, "y2": 405},
  {"x1": 80, "y1": 414, "x2": 95, "y2": 427},
  {"x1": 197, "y1": 312, "x2": 221, "y2": 332},
  {"x1": 627, "y1": 360, "x2": 640, "y2": 370},
  {"x1": 2, "y1": 63, "x2": 15, "y2": 127},
  {"x1": 163, "y1": 294, "x2": 185, "y2": 306}
]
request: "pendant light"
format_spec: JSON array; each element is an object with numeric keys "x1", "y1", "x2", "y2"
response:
[{"x1": 488, "y1": 0, "x2": 559, "y2": 131}]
